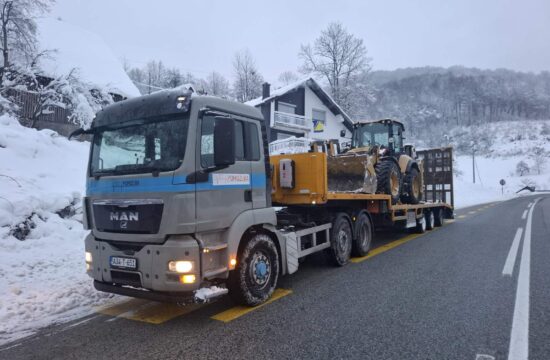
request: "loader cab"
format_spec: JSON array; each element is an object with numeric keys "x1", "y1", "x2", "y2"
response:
[{"x1": 351, "y1": 119, "x2": 404, "y2": 156}]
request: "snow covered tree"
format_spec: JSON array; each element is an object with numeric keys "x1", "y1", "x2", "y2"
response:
[
  {"x1": 516, "y1": 160, "x2": 530, "y2": 176},
  {"x1": 232, "y1": 49, "x2": 263, "y2": 102},
  {"x1": 0, "y1": 0, "x2": 52, "y2": 85},
  {"x1": 204, "y1": 71, "x2": 230, "y2": 98},
  {"x1": 299, "y1": 22, "x2": 371, "y2": 111},
  {"x1": 529, "y1": 147, "x2": 547, "y2": 175},
  {"x1": 278, "y1": 71, "x2": 299, "y2": 86}
]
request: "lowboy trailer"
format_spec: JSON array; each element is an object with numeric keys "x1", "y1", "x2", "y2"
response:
[{"x1": 77, "y1": 90, "x2": 453, "y2": 306}]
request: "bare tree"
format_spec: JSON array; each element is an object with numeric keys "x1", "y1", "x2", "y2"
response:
[
  {"x1": 0, "y1": 0, "x2": 52, "y2": 77},
  {"x1": 203, "y1": 71, "x2": 230, "y2": 97},
  {"x1": 529, "y1": 147, "x2": 547, "y2": 175},
  {"x1": 233, "y1": 49, "x2": 263, "y2": 102},
  {"x1": 515, "y1": 160, "x2": 530, "y2": 176},
  {"x1": 278, "y1": 71, "x2": 299, "y2": 86},
  {"x1": 299, "y1": 22, "x2": 371, "y2": 110}
]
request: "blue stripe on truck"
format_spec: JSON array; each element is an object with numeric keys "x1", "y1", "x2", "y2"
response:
[{"x1": 86, "y1": 173, "x2": 266, "y2": 195}]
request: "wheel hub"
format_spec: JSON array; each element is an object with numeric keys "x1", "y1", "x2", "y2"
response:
[
  {"x1": 337, "y1": 230, "x2": 349, "y2": 252},
  {"x1": 250, "y1": 252, "x2": 270, "y2": 286}
]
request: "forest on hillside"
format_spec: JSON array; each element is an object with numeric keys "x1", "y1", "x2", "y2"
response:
[{"x1": 361, "y1": 67, "x2": 550, "y2": 143}]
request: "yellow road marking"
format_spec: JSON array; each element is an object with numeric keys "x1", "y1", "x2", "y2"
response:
[
  {"x1": 351, "y1": 222, "x2": 450, "y2": 264},
  {"x1": 97, "y1": 298, "x2": 202, "y2": 324},
  {"x1": 468, "y1": 210, "x2": 477, "y2": 214},
  {"x1": 211, "y1": 288, "x2": 292, "y2": 323},
  {"x1": 458, "y1": 215, "x2": 467, "y2": 219},
  {"x1": 96, "y1": 298, "x2": 149, "y2": 316}
]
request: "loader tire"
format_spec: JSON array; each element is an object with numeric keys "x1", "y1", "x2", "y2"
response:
[
  {"x1": 375, "y1": 160, "x2": 402, "y2": 204},
  {"x1": 228, "y1": 233, "x2": 279, "y2": 306},
  {"x1": 401, "y1": 167, "x2": 422, "y2": 204}
]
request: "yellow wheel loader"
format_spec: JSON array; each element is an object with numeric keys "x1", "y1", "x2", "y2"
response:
[{"x1": 327, "y1": 119, "x2": 423, "y2": 204}]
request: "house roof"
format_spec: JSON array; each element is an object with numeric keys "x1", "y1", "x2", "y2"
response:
[
  {"x1": 245, "y1": 77, "x2": 354, "y2": 130},
  {"x1": 36, "y1": 18, "x2": 140, "y2": 98}
]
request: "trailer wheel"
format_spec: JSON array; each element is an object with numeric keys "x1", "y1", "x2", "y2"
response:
[
  {"x1": 415, "y1": 214, "x2": 427, "y2": 234},
  {"x1": 425, "y1": 210, "x2": 435, "y2": 230},
  {"x1": 328, "y1": 213, "x2": 353, "y2": 266},
  {"x1": 352, "y1": 212, "x2": 373, "y2": 257},
  {"x1": 228, "y1": 233, "x2": 279, "y2": 306},
  {"x1": 434, "y1": 208, "x2": 444, "y2": 227}
]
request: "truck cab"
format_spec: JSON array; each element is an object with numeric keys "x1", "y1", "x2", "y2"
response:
[{"x1": 83, "y1": 90, "x2": 280, "y2": 305}]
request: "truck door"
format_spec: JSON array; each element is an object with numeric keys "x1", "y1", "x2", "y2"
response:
[{"x1": 195, "y1": 113, "x2": 252, "y2": 232}]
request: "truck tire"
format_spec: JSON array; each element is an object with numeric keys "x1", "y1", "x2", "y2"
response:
[
  {"x1": 328, "y1": 213, "x2": 353, "y2": 266},
  {"x1": 401, "y1": 167, "x2": 422, "y2": 204},
  {"x1": 228, "y1": 233, "x2": 279, "y2": 306},
  {"x1": 434, "y1": 208, "x2": 444, "y2": 227},
  {"x1": 352, "y1": 212, "x2": 373, "y2": 257},
  {"x1": 375, "y1": 160, "x2": 402, "y2": 204},
  {"x1": 415, "y1": 215, "x2": 427, "y2": 234},
  {"x1": 425, "y1": 210, "x2": 435, "y2": 230}
]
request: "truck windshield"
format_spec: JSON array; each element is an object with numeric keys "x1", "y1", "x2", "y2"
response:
[
  {"x1": 90, "y1": 116, "x2": 189, "y2": 177},
  {"x1": 353, "y1": 123, "x2": 389, "y2": 148}
]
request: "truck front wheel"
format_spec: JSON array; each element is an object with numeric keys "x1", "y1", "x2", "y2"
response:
[{"x1": 228, "y1": 233, "x2": 279, "y2": 306}]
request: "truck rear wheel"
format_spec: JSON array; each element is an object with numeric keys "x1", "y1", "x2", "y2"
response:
[
  {"x1": 228, "y1": 233, "x2": 279, "y2": 306},
  {"x1": 328, "y1": 213, "x2": 353, "y2": 266},
  {"x1": 375, "y1": 160, "x2": 401, "y2": 204},
  {"x1": 352, "y1": 212, "x2": 373, "y2": 257}
]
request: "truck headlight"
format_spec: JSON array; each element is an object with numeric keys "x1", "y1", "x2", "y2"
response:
[
  {"x1": 85, "y1": 251, "x2": 92, "y2": 263},
  {"x1": 168, "y1": 260, "x2": 194, "y2": 273}
]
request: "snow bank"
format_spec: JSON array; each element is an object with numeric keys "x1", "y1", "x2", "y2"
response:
[{"x1": 0, "y1": 115, "x2": 117, "y2": 345}]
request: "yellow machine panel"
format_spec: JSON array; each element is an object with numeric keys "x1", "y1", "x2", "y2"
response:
[{"x1": 271, "y1": 152, "x2": 328, "y2": 205}]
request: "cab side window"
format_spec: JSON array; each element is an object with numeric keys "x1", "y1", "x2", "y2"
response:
[{"x1": 200, "y1": 116, "x2": 215, "y2": 168}]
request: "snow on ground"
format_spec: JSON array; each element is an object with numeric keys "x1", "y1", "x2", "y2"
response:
[
  {"x1": 0, "y1": 115, "x2": 118, "y2": 345},
  {"x1": 452, "y1": 120, "x2": 550, "y2": 208}
]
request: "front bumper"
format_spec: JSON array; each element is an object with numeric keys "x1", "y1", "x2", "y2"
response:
[{"x1": 85, "y1": 233, "x2": 201, "y2": 293}]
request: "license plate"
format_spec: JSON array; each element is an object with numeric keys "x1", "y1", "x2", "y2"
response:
[{"x1": 110, "y1": 256, "x2": 137, "y2": 270}]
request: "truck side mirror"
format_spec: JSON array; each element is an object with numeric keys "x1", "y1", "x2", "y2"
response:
[
  {"x1": 214, "y1": 118, "x2": 235, "y2": 167},
  {"x1": 340, "y1": 129, "x2": 346, "y2": 138}
]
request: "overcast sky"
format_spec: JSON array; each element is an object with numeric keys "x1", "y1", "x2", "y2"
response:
[{"x1": 52, "y1": 0, "x2": 550, "y2": 83}]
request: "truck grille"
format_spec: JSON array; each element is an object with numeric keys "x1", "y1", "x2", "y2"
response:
[
  {"x1": 93, "y1": 199, "x2": 163, "y2": 234},
  {"x1": 111, "y1": 271, "x2": 142, "y2": 287}
]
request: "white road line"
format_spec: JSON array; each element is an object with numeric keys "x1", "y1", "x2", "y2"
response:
[
  {"x1": 527, "y1": 203, "x2": 533, "y2": 208},
  {"x1": 476, "y1": 354, "x2": 495, "y2": 360},
  {"x1": 507, "y1": 198, "x2": 539, "y2": 360},
  {"x1": 502, "y1": 228, "x2": 524, "y2": 276},
  {"x1": 521, "y1": 210, "x2": 528, "y2": 219}
]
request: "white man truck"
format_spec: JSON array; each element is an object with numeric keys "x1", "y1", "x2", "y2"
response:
[{"x1": 77, "y1": 90, "x2": 453, "y2": 306}]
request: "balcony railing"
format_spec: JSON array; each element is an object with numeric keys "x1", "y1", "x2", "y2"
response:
[
  {"x1": 273, "y1": 111, "x2": 310, "y2": 130},
  {"x1": 269, "y1": 137, "x2": 312, "y2": 155}
]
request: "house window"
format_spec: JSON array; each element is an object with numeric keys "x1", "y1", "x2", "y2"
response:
[
  {"x1": 312, "y1": 109, "x2": 326, "y2": 133},
  {"x1": 278, "y1": 102, "x2": 296, "y2": 114}
]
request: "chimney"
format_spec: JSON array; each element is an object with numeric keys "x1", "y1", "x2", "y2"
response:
[{"x1": 262, "y1": 82, "x2": 270, "y2": 99}]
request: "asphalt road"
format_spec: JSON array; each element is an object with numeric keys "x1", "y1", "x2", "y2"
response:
[{"x1": 1, "y1": 195, "x2": 549, "y2": 360}]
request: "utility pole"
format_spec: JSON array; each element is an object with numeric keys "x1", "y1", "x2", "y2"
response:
[{"x1": 472, "y1": 148, "x2": 476, "y2": 184}]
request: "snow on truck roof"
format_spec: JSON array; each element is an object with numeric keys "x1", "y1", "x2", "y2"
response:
[{"x1": 36, "y1": 18, "x2": 140, "y2": 98}]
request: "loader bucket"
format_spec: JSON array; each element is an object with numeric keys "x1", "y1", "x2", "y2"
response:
[{"x1": 327, "y1": 153, "x2": 377, "y2": 193}]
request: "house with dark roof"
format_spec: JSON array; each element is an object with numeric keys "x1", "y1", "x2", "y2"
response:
[{"x1": 245, "y1": 78, "x2": 354, "y2": 148}]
